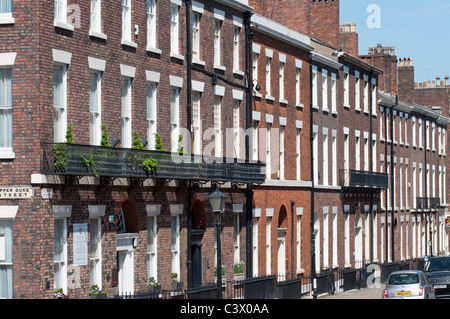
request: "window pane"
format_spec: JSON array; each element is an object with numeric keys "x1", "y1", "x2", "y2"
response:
[{"x1": 0, "y1": 0, "x2": 13, "y2": 13}]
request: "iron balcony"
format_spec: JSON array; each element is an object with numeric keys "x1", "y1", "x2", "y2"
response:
[
  {"x1": 42, "y1": 143, "x2": 266, "y2": 185},
  {"x1": 339, "y1": 169, "x2": 389, "y2": 190},
  {"x1": 416, "y1": 197, "x2": 441, "y2": 210}
]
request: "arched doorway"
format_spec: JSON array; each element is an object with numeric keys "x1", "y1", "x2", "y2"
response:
[
  {"x1": 116, "y1": 195, "x2": 139, "y2": 296},
  {"x1": 277, "y1": 206, "x2": 288, "y2": 277}
]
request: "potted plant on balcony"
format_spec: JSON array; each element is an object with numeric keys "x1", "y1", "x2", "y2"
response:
[
  {"x1": 54, "y1": 288, "x2": 69, "y2": 299},
  {"x1": 171, "y1": 272, "x2": 183, "y2": 291},
  {"x1": 131, "y1": 131, "x2": 159, "y2": 176},
  {"x1": 147, "y1": 277, "x2": 161, "y2": 295},
  {"x1": 214, "y1": 265, "x2": 226, "y2": 284},
  {"x1": 89, "y1": 284, "x2": 107, "y2": 299},
  {"x1": 233, "y1": 261, "x2": 245, "y2": 281}
]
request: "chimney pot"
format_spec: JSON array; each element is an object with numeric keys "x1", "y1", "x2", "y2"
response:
[{"x1": 445, "y1": 76, "x2": 449, "y2": 86}]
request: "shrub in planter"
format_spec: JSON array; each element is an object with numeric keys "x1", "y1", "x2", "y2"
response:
[
  {"x1": 89, "y1": 284, "x2": 107, "y2": 299},
  {"x1": 147, "y1": 277, "x2": 161, "y2": 294}
]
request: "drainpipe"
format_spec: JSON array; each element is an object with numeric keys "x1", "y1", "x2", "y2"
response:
[
  {"x1": 309, "y1": 55, "x2": 317, "y2": 299},
  {"x1": 424, "y1": 114, "x2": 430, "y2": 257},
  {"x1": 390, "y1": 95, "x2": 398, "y2": 262},
  {"x1": 185, "y1": 0, "x2": 193, "y2": 289},
  {"x1": 369, "y1": 70, "x2": 374, "y2": 264},
  {"x1": 384, "y1": 102, "x2": 388, "y2": 262},
  {"x1": 244, "y1": 10, "x2": 254, "y2": 279}
]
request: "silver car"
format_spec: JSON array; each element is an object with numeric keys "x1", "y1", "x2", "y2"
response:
[{"x1": 383, "y1": 270, "x2": 436, "y2": 299}]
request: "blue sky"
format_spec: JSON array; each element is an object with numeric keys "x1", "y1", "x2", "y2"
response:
[{"x1": 340, "y1": 0, "x2": 450, "y2": 83}]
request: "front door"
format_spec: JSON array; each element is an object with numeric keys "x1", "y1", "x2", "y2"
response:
[
  {"x1": 118, "y1": 250, "x2": 134, "y2": 296},
  {"x1": 192, "y1": 244, "x2": 202, "y2": 287}
]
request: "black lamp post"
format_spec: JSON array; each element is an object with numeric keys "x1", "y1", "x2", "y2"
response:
[{"x1": 208, "y1": 187, "x2": 227, "y2": 299}]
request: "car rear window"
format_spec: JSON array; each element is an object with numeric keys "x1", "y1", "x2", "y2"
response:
[
  {"x1": 425, "y1": 259, "x2": 450, "y2": 272},
  {"x1": 388, "y1": 274, "x2": 420, "y2": 285}
]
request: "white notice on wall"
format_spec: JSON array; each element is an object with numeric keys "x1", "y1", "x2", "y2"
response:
[{"x1": 73, "y1": 223, "x2": 88, "y2": 266}]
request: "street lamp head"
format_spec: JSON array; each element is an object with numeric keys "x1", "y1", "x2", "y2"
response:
[{"x1": 208, "y1": 187, "x2": 227, "y2": 213}]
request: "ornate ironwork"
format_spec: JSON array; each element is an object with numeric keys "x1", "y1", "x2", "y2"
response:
[{"x1": 42, "y1": 143, "x2": 265, "y2": 185}]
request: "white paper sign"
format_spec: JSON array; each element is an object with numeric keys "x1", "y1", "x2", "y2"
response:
[{"x1": 73, "y1": 223, "x2": 88, "y2": 266}]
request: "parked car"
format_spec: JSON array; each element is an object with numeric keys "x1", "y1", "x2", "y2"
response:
[
  {"x1": 383, "y1": 271, "x2": 436, "y2": 299},
  {"x1": 424, "y1": 257, "x2": 450, "y2": 298}
]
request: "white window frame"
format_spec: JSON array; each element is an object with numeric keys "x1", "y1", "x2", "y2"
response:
[
  {"x1": 265, "y1": 57, "x2": 272, "y2": 98},
  {"x1": 54, "y1": 0, "x2": 67, "y2": 24},
  {"x1": 147, "y1": 0, "x2": 158, "y2": 52},
  {"x1": 331, "y1": 132, "x2": 337, "y2": 186},
  {"x1": 343, "y1": 71, "x2": 350, "y2": 108},
  {"x1": 0, "y1": 0, "x2": 14, "y2": 24},
  {"x1": 214, "y1": 95, "x2": 222, "y2": 158},
  {"x1": 170, "y1": 3, "x2": 180, "y2": 56},
  {"x1": 171, "y1": 214, "x2": 180, "y2": 278},
  {"x1": 89, "y1": 71, "x2": 102, "y2": 146},
  {"x1": 322, "y1": 128, "x2": 329, "y2": 186},
  {"x1": 252, "y1": 216, "x2": 259, "y2": 277},
  {"x1": 266, "y1": 216, "x2": 271, "y2": 275},
  {"x1": 296, "y1": 128, "x2": 301, "y2": 181},
  {"x1": 54, "y1": 218, "x2": 68, "y2": 294},
  {"x1": 121, "y1": 0, "x2": 132, "y2": 43},
  {"x1": 213, "y1": 9, "x2": 224, "y2": 69},
  {"x1": 331, "y1": 73, "x2": 337, "y2": 114},
  {"x1": 147, "y1": 215, "x2": 158, "y2": 281},
  {"x1": 279, "y1": 61, "x2": 285, "y2": 102},
  {"x1": 355, "y1": 131, "x2": 360, "y2": 171},
  {"x1": 170, "y1": 87, "x2": 180, "y2": 153},
  {"x1": 89, "y1": 217, "x2": 102, "y2": 288},
  {"x1": 355, "y1": 71, "x2": 360, "y2": 111},
  {"x1": 233, "y1": 212, "x2": 241, "y2": 265},
  {"x1": 192, "y1": 12, "x2": 201, "y2": 62},
  {"x1": 312, "y1": 66, "x2": 318, "y2": 109},
  {"x1": 0, "y1": 217, "x2": 14, "y2": 299},
  {"x1": 0, "y1": 67, "x2": 13, "y2": 156},
  {"x1": 266, "y1": 123, "x2": 271, "y2": 180},
  {"x1": 322, "y1": 70, "x2": 328, "y2": 112},
  {"x1": 295, "y1": 67, "x2": 301, "y2": 107},
  {"x1": 90, "y1": 0, "x2": 102, "y2": 35},
  {"x1": 232, "y1": 99, "x2": 240, "y2": 159},
  {"x1": 147, "y1": 81, "x2": 157, "y2": 150},
  {"x1": 279, "y1": 125, "x2": 285, "y2": 180},
  {"x1": 233, "y1": 26, "x2": 241, "y2": 73},
  {"x1": 192, "y1": 91, "x2": 201, "y2": 155},
  {"x1": 54, "y1": 64, "x2": 68, "y2": 143},
  {"x1": 121, "y1": 77, "x2": 132, "y2": 148}
]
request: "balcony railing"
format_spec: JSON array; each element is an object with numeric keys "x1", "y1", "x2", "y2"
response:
[
  {"x1": 339, "y1": 169, "x2": 389, "y2": 189},
  {"x1": 42, "y1": 143, "x2": 266, "y2": 185},
  {"x1": 416, "y1": 197, "x2": 441, "y2": 210}
]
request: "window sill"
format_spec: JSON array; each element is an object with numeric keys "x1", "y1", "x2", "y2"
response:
[
  {"x1": 192, "y1": 59, "x2": 206, "y2": 67},
  {"x1": 0, "y1": 17, "x2": 15, "y2": 25},
  {"x1": 265, "y1": 95, "x2": 275, "y2": 102},
  {"x1": 323, "y1": 108, "x2": 330, "y2": 114},
  {"x1": 170, "y1": 52, "x2": 185, "y2": 61},
  {"x1": 89, "y1": 30, "x2": 107, "y2": 40},
  {"x1": 279, "y1": 99, "x2": 288, "y2": 105},
  {"x1": 214, "y1": 65, "x2": 226, "y2": 72},
  {"x1": 332, "y1": 110, "x2": 338, "y2": 116},
  {"x1": 0, "y1": 151, "x2": 15, "y2": 160},
  {"x1": 253, "y1": 92, "x2": 262, "y2": 98},
  {"x1": 146, "y1": 46, "x2": 162, "y2": 55},
  {"x1": 233, "y1": 70, "x2": 245, "y2": 77},
  {"x1": 296, "y1": 103, "x2": 304, "y2": 109},
  {"x1": 54, "y1": 20, "x2": 74, "y2": 31},
  {"x1": 121, "y1": 39, "x2": 138, "y2": 49},
  {"x1": 343, "y1": 104, "x2": 351, "y2": 109}
]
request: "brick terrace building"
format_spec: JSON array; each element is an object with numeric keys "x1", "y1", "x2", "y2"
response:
[
  {"x1": 0, "y1": 0, "x2": 267, "y2": 299},
  {"x1": 1, "y1": 0, "x2": 449, "y2": 299},
  {"x1": 249, "y1": 13, "x2": 313, "y2": 278}
]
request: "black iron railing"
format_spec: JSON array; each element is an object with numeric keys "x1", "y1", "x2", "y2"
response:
[
  {"x1": 339, "y1": 169, "x2": 389, "y2": 189},
  {"x1": 42, "y1": 143, "x2": 265, "y2": 185},
  {"x1": 416, "y1": 197, "x2": 441, "y2": 210}
]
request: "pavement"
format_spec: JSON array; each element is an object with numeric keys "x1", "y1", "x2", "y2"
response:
[{"x1": 319, "y1": 287, "x2": 384, "y2": 299}]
